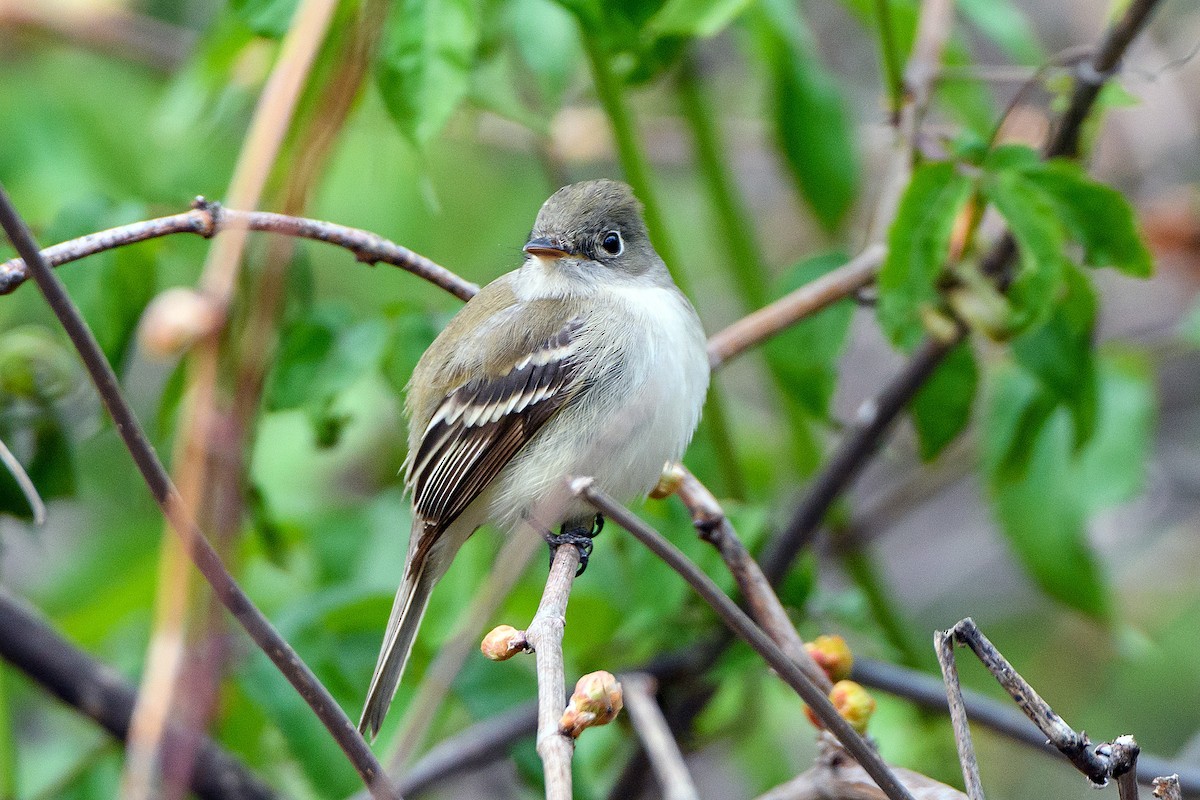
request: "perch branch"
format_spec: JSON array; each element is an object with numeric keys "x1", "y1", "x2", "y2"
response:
[
  {"x1": 940, "y1": 618, "x2": 1139, "y2": 789},
  {"x1": 0, "y1": 199, "x2": 477, "y2": 301},
  {"x1": 0, "y1": 184, "x2": 398, "y2": 800},
  {"x1": 572, "y1": 477, "x2": 916, "y2": 800},
  {"x1": 0, "y1": 588, "x2": 275, "y2": 800},
  {"x1": 620, "y1": 673, "x2": 699, "y2": 800},
  {"x1": 524, "y1": 543, "x2": 583, "y2": 800}
]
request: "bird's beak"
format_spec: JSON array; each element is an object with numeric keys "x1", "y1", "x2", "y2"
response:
[{"x1": 523, "y1": 236, "x2": 572, "y2": 259}]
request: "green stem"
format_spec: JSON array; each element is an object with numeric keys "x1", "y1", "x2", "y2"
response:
[
  {"x1": 581, "y1": 27, "x2": 747, "y2": 499},
  {"x1": 873, "y1": 0, "x2": 905, "y2": 119},
  {"x1": 676, "y1": 54, "x2": 769, "y2": 310}
]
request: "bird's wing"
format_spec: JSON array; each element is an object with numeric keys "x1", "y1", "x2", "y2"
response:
[{"x1": 405, "y1": 315, "x2": 586, "y2": 571}]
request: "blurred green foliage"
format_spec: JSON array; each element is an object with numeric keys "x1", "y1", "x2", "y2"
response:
[{"x1": 0, "y1": 0, "x2": 1183, "y2": 798}]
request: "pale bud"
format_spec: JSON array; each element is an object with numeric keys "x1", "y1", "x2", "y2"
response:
[
  {"x1": 138, "y1": 288, "x2": 220, "y2": 360},
  {"x1": 559, "y1": 670, "x2": 623, "y2": 738},
  {"x1": 649, "y1": 462, "x2": 686, "y2": 499},
  {"x1": 480, "y1": 625, "x2": 527, "y2": 661}
]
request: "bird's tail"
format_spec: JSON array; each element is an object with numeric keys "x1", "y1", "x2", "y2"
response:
[{"x1": 358, "y1": 561, "x2": 436, "y2": 739}]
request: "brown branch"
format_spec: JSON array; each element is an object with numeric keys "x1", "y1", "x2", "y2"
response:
[
  {"x1": 851, "y1": 657, "x2": 1200, "y2": 794},
  {"x1": 524, "y1": 543, "x2": 582, "y2": 800},
  {"x1": 0, "y1": 588, "x2": 275, "y2": 800},
  {"x1": 620, "y1": 673, "x2": 699, "y2": 800},
  {"x1": 706, "y1": 244, "x2": 885, "y2": 369},
  {"x1": 0, "y1": 184, "x2": 398, "y2": 800},
  {"x1": 674, "y1": 466, "x2": 831, "y2": 692},
  {"x1": 933, "y1": 630, "x2": 985, "y2": 800},
  {"x1": 940, "y1": 618, "x2": 1139, "y2": 789},
  {"x1": 572, "y1": 478, "x2": 917, "y2": 800},
  {"x1": 0, "y1": 199, "x2": 477, "y2": 301}
]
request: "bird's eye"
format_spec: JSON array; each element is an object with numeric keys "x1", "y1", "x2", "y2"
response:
[{"x1": 600, "y1": 231, "x2": 623, "y2": 256}]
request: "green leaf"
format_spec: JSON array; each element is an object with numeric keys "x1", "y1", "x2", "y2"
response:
[
  {"x1": 376, "y1": 0, "x2": 481, "y2": 146},
  {"x1": 764, "y1": 253, "x2": 856, "y2": 419},
  {"x1": 877, "y1": 161, "x2": 974, "y2": 350},
  {"x1": 229, "y1": 0, "x2": 297, "y2": 38},
  {"x1": 505, "y1": 0, "x2": 580, "y2": 111},
  {"x1": 1020, "y1": 159, "x2": 1153, "y2": 277},
  {"x1": 910, "y1": 341, "x2": 978, "y2": 461},
  {"x1": 752, "y1": 0, "x2": 860, "y2": 231},
  {"x1": 956, "y1": 0, "x2": 1044, "y2": 64},
  {"x1": 648, "y1": 0, "x2": 755, "y2": 38},
  {"x1": 983, "y1": 168, "x2": 1067, "y2": 333},
  {"x1": 1011, "y1": 265, "x2": 1098, "y2": 449},
  {"x1": 983, "y1": 352, "x2": 1153, "y2": 619}
]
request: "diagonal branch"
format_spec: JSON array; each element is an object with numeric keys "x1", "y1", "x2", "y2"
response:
[
  {"x1": 572, "y1": 477, "x2": 917, "y2": 800},
  {"x1": 0, "y1": 198, "x2": 477, "y2": 301},
  {"x1": 620, "y1": 673, "x2": 699, "y2": 800},
  {"x1": 0, "y1": 183, "x2": 399, "y2": 800},
  {"x1": 0, "y1": 588, "x2": 275, "y2": 800}
]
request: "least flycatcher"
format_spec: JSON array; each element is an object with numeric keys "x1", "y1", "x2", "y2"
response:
[{"x1": 359, "y1": 180, "x2": 710, "y2": 737}]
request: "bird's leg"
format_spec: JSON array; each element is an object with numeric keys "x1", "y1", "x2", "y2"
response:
[{"x1": 544, "y1": 513, "x2": 604, "y2": 577}]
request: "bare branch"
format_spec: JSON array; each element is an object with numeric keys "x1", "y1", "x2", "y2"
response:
[
  {"x1": 940, "y1": 618, "x2": 1139, "y2": 789},
  {"x1": 572, "y1": 477, "x2": 916, "y2": 800},
  {"x1": 0, "y1": 588, "x2": 275, "y2": 800},
  {"x1": 674, "y1": 466, "x2": 831, "y2": 692},
  {"x1": 706, "y1": 245, "x2": 885, "y2": 370},
  {"x1": 852, "y1": 657, "x2": 1200, "y2": 794},
  {"x1": 0, "y1": 199, "x2": 477, "y2": 301},
  {"x1": 620, "y1": 674, "x2": 699, "y2": 800},
  {"x1": 525, "y1": 543, "x2": 582, "y2": 800},
  {"x1": 933, "y1": 631, "x2": 984, "y2": 800},
  {"x1": 0, "y1": 184, "x2": 398, "y2": 800}
]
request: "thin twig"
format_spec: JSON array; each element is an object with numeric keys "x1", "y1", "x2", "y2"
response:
[
  {"x1": 706, "y1": 245, "x2": 886, "y2": 370},
  {"x1": 933, "y1": 630, "x2": 984, "y2": 800},
  {"x1": 941, "y1": 618, "x2": 1139, "y2": 789},
  {"x1": 525, "y1": 543, "x2": 582, "y2": 800},
  {"x1": 674, "y1": 466, "x2": 830, "y2": 692},
  {"x1": 0, "y1": 434, "x2": 46, "y2": 525},
  {"x1": 852, "y1": 657, "x2": 1200, "y2": 793},
  {"x1": 572, "y1": 478, "x2": 916, "y2": 800},
  {"x1": 0, "y1": 200, "x2": 477, "y2": 301},
  {"x1": 620, "y1": 673, "x2": 699, "y2": 800},
  {"x1": 0, "y1": 183, "x2": 398, "y2": 800},
  {"x1": 0, "y1": 588, "x2": 275, "y2": 800}
]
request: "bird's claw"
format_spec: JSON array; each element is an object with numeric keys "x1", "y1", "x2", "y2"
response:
[{"x1": 545, "y1": 514, "x2": 604, "y2": 576}]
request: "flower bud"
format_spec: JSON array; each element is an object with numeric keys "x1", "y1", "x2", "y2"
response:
[
  {"x1": 559, "y1": 670, "x2": 623, "y2": 738},
  {"x1": 480, "y1": 625, "x2": 527, "y2": 661},
  {"x1": 138, "y1": 287, "x2": 221, "y2": 360},
  {"x1": 829, "y1": 680, "x2": 875, "y2": 734},
  {"x1": 805, "y1": 634, "x2": 854, "y2": 682},
  {"x1": 649, "y1": 462, "x2": 686, "y2": 499}
]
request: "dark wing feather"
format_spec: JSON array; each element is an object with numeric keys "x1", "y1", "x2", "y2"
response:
[{"x1": 406, "y1": 318, "x2": 585, "y2": 570}]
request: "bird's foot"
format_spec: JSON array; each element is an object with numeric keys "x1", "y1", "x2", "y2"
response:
[{"x1": 545, "y1": 514, "x2": 604, "y2": 577}]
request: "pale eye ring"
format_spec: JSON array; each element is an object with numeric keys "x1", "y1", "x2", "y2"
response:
[{"x1": 600, "y1": 231, "x2": 623, "y2": 256}]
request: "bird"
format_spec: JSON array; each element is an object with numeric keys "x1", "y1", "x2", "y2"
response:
[{"x1": 358, "y1": 179, "x2": 710, "y2": 738}]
